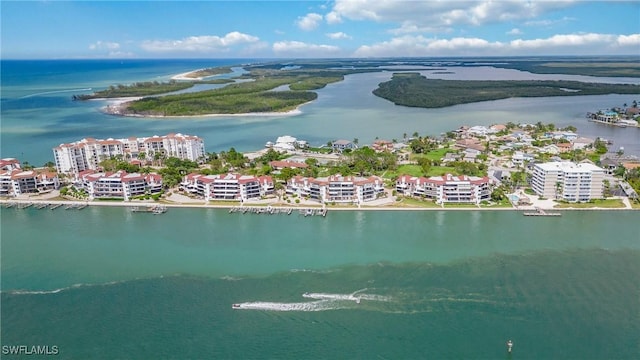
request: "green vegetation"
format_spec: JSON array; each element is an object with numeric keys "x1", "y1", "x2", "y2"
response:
[
  {"x1": 492, "y1": 60, "x2": 640, "y2": 77},
  {"x1": 393, "y1": 197, "x2": 441, "y2": 208},
  {"x1": 554, "y1": 199, "x2": 626, "y2": 208},
  {"x1": 183, "y1": 67, "x2": 233, "y2": 78},
  {"x1": 373, "y1": 72, "x2": 640, "y2": 108},
  {"x1": 122, "y1": 77, "x2": 319, "y2": 116},
  {"x1": 289, "y1": 76, "x2": 344, "y2": 90},
  {"x1": 73, "y1": 81, "x2": 195, "y2": 100}
]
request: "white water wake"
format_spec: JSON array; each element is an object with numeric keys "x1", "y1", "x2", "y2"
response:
[
  {"x1": 20, "y1": 88, "x2": 92, "y2": 99},
  {"x1": 233, "y1": 300, "x2": 348, "y2": 312},
  {"x1": 234, "y1": 289, "x2": 392, "y2": 312}
]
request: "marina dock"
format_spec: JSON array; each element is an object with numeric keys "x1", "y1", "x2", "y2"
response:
[
  {"x1": 523, "y1": 207, "x2": 561, "y2": 217},
  {"x1": 131, "y1": 205, "x2": 167, "y2": 214},
  {"x1": 229, "y1": 206, "x2": 327, "y2": 217}
]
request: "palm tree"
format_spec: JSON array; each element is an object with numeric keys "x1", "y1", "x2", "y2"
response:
[{"x1": 555, "y1": 181, "x2": 563, "y2": 200}]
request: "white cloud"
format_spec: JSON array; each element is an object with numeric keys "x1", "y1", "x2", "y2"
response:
[
  {"x1": 507, "y1": 28, "x2": 523, "y2": 36},
  {"x1": 107, "y1": 51, "x2": 135, "y2": 58},
  {"x1": 326, "y1": 32, "x2": 352, "y2": 40},
  {"x1": 353, "y1": 32, "x2": 640, "y2": 57},
  {"x1": 273, "y1": 41, "x2": 341, "y2": 57},
  {"x1": 89, "y1": 41, "x2": 120, "y2": 50},
  {"x1": 140, "y1": 32, "x2": 259, "y2": 53},
  {"x1": 330, "y1": 0, "x2": 576, "y2": 33},
  {"x1": 617, "y1": 34, "x2": 640, "y2": 46},
  {"x1": 524, "y1": 16, "x2": 576, "y2": 27},
  {"x1": 325, "y1": 11, "x2": 342, "y2": 24},
  {"x1": 296, "y1": 13, "x2": 323, "y2": 31}
]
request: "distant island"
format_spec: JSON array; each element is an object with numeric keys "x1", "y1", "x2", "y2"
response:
[
  {"x1": 72, "y1": 58, "x2": 640, "y2": 117},
  {"x1": 372, "y1": 72, "x2": 640, "y2": 109}
]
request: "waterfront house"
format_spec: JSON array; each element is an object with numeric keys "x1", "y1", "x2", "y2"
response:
[
  {"x1": 332, "y1": 140, "x2": 358, "y2": 152},
  {"x1": 572, "y1": 137, "x2": 594, "y2": 151}
]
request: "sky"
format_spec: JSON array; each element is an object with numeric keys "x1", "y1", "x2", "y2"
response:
[{"x1": 1, "y1": 0, "x2": 639, "y2": 59}]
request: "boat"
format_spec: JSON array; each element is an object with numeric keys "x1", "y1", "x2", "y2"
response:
[
  {"x1": 507, "y1": 340, "x2": 513, "y2": 353},
  {"x1": 232, "y1": 303, "x2": 241, "y2": 309}
]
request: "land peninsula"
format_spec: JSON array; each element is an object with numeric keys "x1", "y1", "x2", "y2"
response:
[{"x1": 73, "y1": 58, "x2": 640, "y2": 117}]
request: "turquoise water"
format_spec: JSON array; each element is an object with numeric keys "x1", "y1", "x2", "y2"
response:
[{"x1": 2, "y1": 207, "x2": 639, "y2": 358}]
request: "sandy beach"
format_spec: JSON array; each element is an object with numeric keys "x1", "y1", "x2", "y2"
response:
[{"x1": 170, "y1": 69, "x2": 207, "y2": 81}]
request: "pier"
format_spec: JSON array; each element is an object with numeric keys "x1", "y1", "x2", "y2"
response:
[
  {"x1": 229, "y1": 206, "x2": 327, "y2": 217},
  {"x1": 523, "y1": 207, "x2": 561, "y2": 217},
  {"x1": 131, "y1": 205, "x2": 167, "y2": 214}
]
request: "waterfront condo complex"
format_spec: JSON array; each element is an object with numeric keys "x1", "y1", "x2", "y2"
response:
[
  {"x1": 395, "y1": 174, "x2": 491, "y2": 205},
  {"x1": 181, "y1": 173, "x2": 275, "y2": 201},
  {"x1": 1, "y1": 158, "x2": 59, "y2": 197},
  {"x1": 531, "y1": 162, "x2": 605, "y2": 202},
  {"x1": 286, "y1": 174, "x2": 386, "y2": 204},
  {"x1": 53, "y1": 133, "x2": 205, "y2": 174}
]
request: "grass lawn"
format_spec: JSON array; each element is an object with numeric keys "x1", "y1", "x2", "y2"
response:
[
  {"x1": 412, "y1": 148, "x2": 450, "y2": 162},
  {"x1": 480, "y1": 201, "x2": 514, "y2": 208},
  {"x1": 425, "y1": 166, "x2": 457, "y2": 177},
  {"x1": 442, "y1": 203, "x2": 480, "y2": 208},
  {"x1": 393, "y1": 197, "x2": 441, "y2": 208},
  {"x1": 554, "y1": 198, "x2": 626, "y2": 209}
]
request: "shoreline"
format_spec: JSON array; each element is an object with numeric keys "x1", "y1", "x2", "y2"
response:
[
  {"x1": 100, "y1": 98, "x2": 310, "y2": 118},
  {"x1": 1, "y1": 198, "x2": 635, "y2": 212},
  {"x1": 170, "y1": 69, "x2": 207, "y2": 81}
]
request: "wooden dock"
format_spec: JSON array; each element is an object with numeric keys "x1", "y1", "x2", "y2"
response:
[
  {"x1": 523, "y1": 207, "x2": 561, "y2": 217},
  {"x1": 229, "y1": 206, "x2": 326, "y2": 217},
  {"x1": 131, "y1": 205, "x2": 167, "y2": 214}
]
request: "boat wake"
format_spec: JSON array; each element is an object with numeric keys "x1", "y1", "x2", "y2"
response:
[
  {"x1": 20, "y1": 88, "x2": 92, "y2": 99},
  {"x1": 233, "y1": 288, "x2": 392, "y2": 312},
  {"x1": 232, "y1": 300, "x2": 346, "y2": 312}
]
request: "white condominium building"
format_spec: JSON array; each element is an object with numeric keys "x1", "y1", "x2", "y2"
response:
[
  {"x1": 181, "y1": 173, "x2": 274, "y2": 201},
  {"x1": 531, "y1": 161, "x2": 604, "y2": 202},
  {"x1": 76, "y1": 170, "x2": 163, "y2": 201},
  {"x1": 53, "y1": 133, "x2": 205, "y2": 174},
  {"x1": 287, "y1": 174, "x2": 385, "y2": 204},
  {"x1": 396, "y1": 174, "x2": 491, "y2": 205},
  {"x1": 0, "y1": 158, "x2": 60, "y2": 197}
]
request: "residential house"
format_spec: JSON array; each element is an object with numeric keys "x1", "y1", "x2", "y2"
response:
[{"x1": 332, "y1": 139, "x2": 358, "y2": 152}]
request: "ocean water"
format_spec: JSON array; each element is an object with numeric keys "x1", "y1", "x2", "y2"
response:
[{"x1": 1, "y1": 207, "x2": 640, "y2": 359}]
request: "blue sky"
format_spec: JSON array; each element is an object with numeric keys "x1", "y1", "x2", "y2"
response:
[{"x1": 2, "y1": 1, "x2": 639, "y2": 59}]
